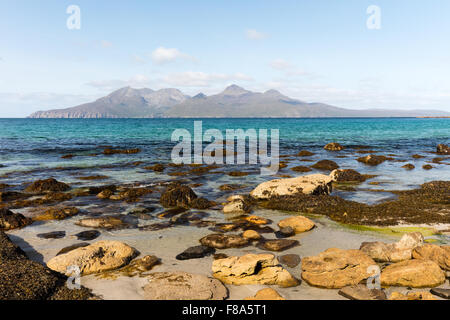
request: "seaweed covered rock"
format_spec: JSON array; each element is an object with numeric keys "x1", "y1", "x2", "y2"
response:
[
  {"x1": 0, "y1": 208, "x2": 32, "y2": 231},
  {"x1": 311, "y1": 160, "x2": 339, "y2": 171},
  {"x1": 324, "y1": 143, "x2": 344, "y2": 151},
  {"x1": 330, "y1": 169, "x2": 366, "y2": 183},
  {"x1": 160, "y1": 184, "x2": 198, "y2": 208},
  {"x1": 250, "y1": 174, "x2": 332, "y2": 199},
  {"x1": 24, "y1": 178, "x2": 70, "y2": 193},
  {"x1": 357, "y1": 155, "x2": 388, "y2": 166},
  {"x1": 32, "y1": 207, "x2": 79, "y2": 221}
]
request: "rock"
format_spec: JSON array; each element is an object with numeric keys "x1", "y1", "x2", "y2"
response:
[
  {"x1": 75, "y1": 216, "x2": 131, "y2": 230},
  {"x1": 212, "y1": 253, "x2": 299, "y2": 287},
  {"x1": 301, "y1": 248, "x2": 376, "y2": 289},
  {"x1": 0, "y1": 191, "x2": 28, "y2": 202},
  {"x1": 389, "y1": 291, "x2": 437, "y2": 300},
  {"x1": 189, "y1": 197, "x2": 215, "y2": 209},
  {"x1": 357, "y1": 155, "x2": 388, "y2": 166},
  {"x1": 279, "y1": 254, "x2": 301, "y2": 268},
  {"x1": 157, "y1": 207, "x2": 188, "y2": 219},
  {"x1": 250, "y1": 174, "x2": 333, "y2": 199},
  {"x1": 142, "y1": 272, "x2": 227, "y2": 300},
  {"x1": 324, "y1": 143, "x2": 344, "y2": 151},
  {"x1": 0, "y1": 231, "x2": 92, "y2": 300},
  {"x1": 380, "y1": 259, "x2": 445, "y2": 288},
  {"x1": 103, "y1": 148, "x2": 141, "y2": 155},
  {"x1": 311, "y1": 160, "x2": 339, "y2": 171},
  {"x1": 213, "y1": 253, "x2": 228, "y2": 260},
  {"x1": 258, "y1": 239, "x2": 299, "y2": 252},
  {"x1": 277, "y1": 216, "x2": 315, "y2": 234},
  {"x1": 97, "y1": 189, "x2": 113, "y2": 199},
  {"x1": 242, "y1": 215, "x2": 269, "y2": 225},
  {"x1": 32, "y1": 207, "x2": 79, "y2": 221},
  {"x1": 242, "y1": 230, "x2": 261, "y2": 240},
  {"x1": 276, "y1": 226, "x2": 295, "y2": 238},
  {"x1": 437, "y1": 144, "x2": 450, "y2": 155},
  {"x1": 430, "y1": 288, "x2": 450, "y2": 299},
  {"x1": 338, "y1": 284, "x2": 387, "y2": 300},
  {"x1": 330, "y1": 169, "x2": 366, "y2": 182},
  {"x1": 412, "y1": 244, "x2": 450, "y2": 271},
  {"x1": 0, "y1": 208, "x2": 32, "y2": 231},
  {"x1": 24, "y1": 178, "x2": 70, "y2": 193},
  {"x1": 56, "y1": 243, "x2": 90, "y2": 256},
  {"x1": 133, "y1": 255, "x2": 160, "y2": 271},
  {"x1": 360, "y1": 232, "x2": 424, "y2": 262},
  {"x1": 176, "y1": 245, "x2": 216, "y2": 260},
  {"x1": 110, "y1": 187, "x2": 152, "y2": 202},
  {"x1": 297, "y1": 150, "x2": 315, "y2": 157},
  {"x1": 245, "y1": 288, "x2": 285, "y2": 300},
  {"x1": 74, "y1": 230, "x2": 101, "y2": 241},
  {"x1": 422, "y1": 164, "x2": 433, "y2": 170},
  {"x1": 37, "y1": 231, "x2": 66, "y2": 239},
  {"x1": 145, "y1": 164, "x2": 165, "y2": 172},
  {"x1": 291, "y1": 166, "x2": 312, "y2": 173},
  {"x1": 223, "y1": 198, "x2": 251, "y2": 214},
  {"x1": 47, "y1": 240, "x2": 138, "y2": 275},
  {"x1": 160, "y1": 184, "x2": 198, "y2": 208},
  {"x1": 219, "y1": 184, "x2": 245, "y2": 191},
  {"x1": 402, "y1": 164, "x2": 415, "y2": 170},
  {"x1": 200, "y1": 234, "x2": 249, "y2": 249}
]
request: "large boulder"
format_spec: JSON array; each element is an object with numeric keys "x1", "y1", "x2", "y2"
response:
[
  {"x1": 301, "y1": 248, "x2": 376, "y2": 289},
  {"x1": 212, "y1": 254, "x2": 299, "y2": 288},
  {"x1": 24, "y1": 178, "x2": 70, "y2": 193},
  {"x1": 330, "y1": 169, "x2": 366, "y2": 183},
  {"x1": 360, "y1": 232, "x2": 424, "y2": 263},
  {"x1": 277, "y1": 216, "x2": 315, "y2": 234},
  {"x1": 160, "y1": 184, "x2": 198, "y2": 208},
  {"x1": 142, "y1": 272, "x2": 227, "y2": 300},
  {"x1": 0, "y1": 208, "x2": 32, "y2": 231},
  {"x1": 250, "y1": 174, "x2": 332, "y2": 199},
  {"x1": 412, "y1": 244, "x2": 450, "y2": 271},
  {"x1": 436, "y1": 144, "x2": 450, "y2": 155},
  {"x1": 47, "y1": 240, "x2": 138, "y2": 275},
  {"x1": 380, "y1": 259, "x2": 445, "y2": 288}
]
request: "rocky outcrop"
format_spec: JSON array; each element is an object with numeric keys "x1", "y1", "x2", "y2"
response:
[
  {"x1": 0, "y1": 208, "x2": 32, "y2": 231},
  {"x1": 330, "y1": 169, "x2": 366, "y2": 183},
  {"x1": 301, "y1": 248, "x2": 376, "y2": 289},
  {"x1": 47, "y1": 240, "x2": 138, "y2": 275},
  {"x1": 245, "y1": 288, "x2": 285, "y2": 300},
  {"x1": 380, "y1": 259, "x2": 445, "y2": 288},
  {"x1": 277, "y1": 216, "x2": 315, "y2": 234},
  {"x1": 24, "y1": 178, "x2": 70, "y2": 193},
  {"x1": 212, "y1": 254, "x2": 299, "y2": 287},
  {"x1": 142, "y1": 272, "x2": 228, "y2": 300},
  {"x1": 412, "y1": 244, "x2": 450, "y2": 271},
  {"x1": 250, "y1": 174, "x2": 332, "y2": 199},
  {"x1": 360, "y1": 232, "x2": 424, "y2": 263}
]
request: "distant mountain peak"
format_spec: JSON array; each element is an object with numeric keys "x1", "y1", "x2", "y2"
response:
[
  {"x1": 221, "y1": 84, "x2": 250, "y2": 96},
  {"x1": 264, "y1": 89, "x2": 282, "y2": 96},
  {"x1": 193, "y1": 93, "x2": 207, "y2": 99}
]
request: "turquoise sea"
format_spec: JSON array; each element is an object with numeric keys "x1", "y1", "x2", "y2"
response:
[{"x1": 0, "y1": 118, "x2": 449, "y2": 204}]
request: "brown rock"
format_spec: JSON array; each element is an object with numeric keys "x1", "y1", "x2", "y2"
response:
[
  {"x1": 324, "y1": 143, "x2": 344, "y2": 151},
  {"x1": 200, "y1": 233, "x2": 249, "y2": 249},
  {"x1": 278, "y1": 216, "x2": 315, "y2": 234},
  {"x1": 32, "y1": 207, "x2": 79, "y2": 221},
  {"x1": 301, "y1": 248, "x2": 376, "y2": 289},
  {"x1": 242, "y1": 230, "x2": 261, "y2": 240},
  {"x1": 330, "y1": 169, "x2": 366, "y2": 182},
  {"x1": 24, "y1": 178, "x2": 70, "y2": 193},
  {"x1": 412, "y1": 244, "x2": 450, "y2": 271},
  {"x1": 389, "y1": 291, "x2": 437, "y2": 300},
  {"x1": 338, "y1": 284, "x2": 387, "y2": 300},
  {"x1": 402, "y1": 164, "x2": 415, "y2": 170},
  {"x1": 279, "y1": 254, "x2": 301, "y2": 268},
  {"x1": 311, "y1": 160, "x2": 339, "y2": 171},
  {"x1": 259, "y1": 239, "x2": 299, "y2": 252},
  {"x1": 357, "y1": 155, "x2": 388, "y2": 166},
  {"x1": 245, "y1": 288, "x2": 285, "y2": 300},
  {"x1": 297, "y1": 150, "x2": 315, "y2": 157},
  {"x1": 0, "y1": 208, "x2": 32, "y2": 231},
  {"x1": 160, "y1": 184, "x2": 197, "y2": 208},
  {"x1": 437, "y1": 144, "x2": 450, "y2": 155}
]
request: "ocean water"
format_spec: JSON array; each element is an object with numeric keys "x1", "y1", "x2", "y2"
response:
[{"x1": 0, "y1": 118, "x2": 449, "y2": 204}]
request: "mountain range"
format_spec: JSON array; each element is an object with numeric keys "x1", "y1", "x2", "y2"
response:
[{"x1": 28, "y1": 85, "x2": 450, "y2": 118}]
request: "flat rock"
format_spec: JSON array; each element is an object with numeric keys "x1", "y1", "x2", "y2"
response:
[
  {"x1": 245, "y1": 288, "x2": 285, "y2": 300},
  {"x1": 75, "y1": 215, "x2": 131, "y2": 230},
  {"x1": 212, "y1": 253, "x2": 299, "y2": 288},
  {"x1": 250, "y1": 174, "x2": 332, "y2": 199},
  {"x1": 380, "y1": 259, "x2": 446, "y2": 288},
  {"x1": 37, "y1": 231, "x2": 66, "y2": 239},
  {"x1": 301, "y1": 248, "x2": 376, "y2": 289},
  {"x1": 389, "y1": 291, "x2": 437, "y2": 300},
  {"x1": 74, "y1": 230, "x2": 101, "y2": 241},
  {"x1": 279, "y1": 254, "x2": 301, "y2": 268},
  {"x1": 143, "y1": 272, "x2": 227, "y2": 300},
  {"x1": 47, "y1": 240, "x2": 138, "y2": 275},
  {"x1": 412, "y1": 243, "x2": 450, "y2": 271},
  {"x1": 258, "y1": 239, "x2": 299, "y2": 252},
  {"x1": 176, "y1": 245, "x2": 216, "y2": 260},
  {"x1": 430, "y1": 288, "x2": 450, "y2": 299},
  {"x1": 338, "y1": 284, "x2": 387, "y2": 300},
  {"x1": 200, "y1": 233, "x2": 249, "y2": 249},
  {"x1": 277, "y1": 216, "x2": 315, "y2": 234},
  {"x1": 360, "y1": 232, "x2": 424, "y2": 263}
]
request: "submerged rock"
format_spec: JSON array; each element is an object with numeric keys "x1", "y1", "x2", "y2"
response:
[
  {"x1": 47, "y1": 240, "x2": 138, "y2": 275},
  {"x1": 245, "y1": 288, "x2": 285, "y2": 300},
  {"x1": 338, "y1": 284, "x2": 387, "y2": 300},
  {"x1": 258, "y1": 239, "x2": 299, "y2": 252},
  {"x1": 0, "y1": 208, "x2": 32, "y2": 231},
  {"x1": 56, "y1": 243, "x2": 90, "y2": 256},
  {"x1": 380, "y1": 259, "x2": 445, "y2": 288},
  {"x1": 176, "y1": 245, "x2": 216, "y2": 260},
  {"x1": 24, "y1": 178, "x2": 70, "y2": 193},
  {"x1": 250, "y1": 174, "x2": 332, "y2": 199},
  {"x1": 297, "y1": 150, "x2": 315, "y2": 157},
  {"x1": 291, "y1": 166, "x2": 312, "y2": 173},
  {"x1": 301, "y1": 248, "x2": 376, "y2": 289},
  {"x1": 279, "y1": 254, "x2": 301, "y2": 268},
  {"x1": 360, "y1": 232, "x2": 424, "y2": 263},
  {"x1": 212, "y1": 253, "x2": 299, "y2": 287},
  {"x1": 143, "y1": 272, "x2": 228, "y2": 300},
  {"x1": 402, "y1": 163, "x2": 415, "y2": 170},
  {"x1": 200, "y1": 233, "x2": 249, "y2": 249}
]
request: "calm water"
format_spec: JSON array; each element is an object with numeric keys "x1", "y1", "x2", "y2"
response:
[{"x1": 0, "y1": 118, "x2": 449, "y2": 204}]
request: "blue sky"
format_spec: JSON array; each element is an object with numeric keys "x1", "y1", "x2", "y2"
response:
[{"x1": 1, "y1": 0, "x2": 450, "y2": 117}]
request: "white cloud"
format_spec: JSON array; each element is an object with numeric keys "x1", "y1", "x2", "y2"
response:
[
  {"x1": 86, "y1": 75, "x2": 153, "y2": 91},
  {"x1": 151, "y1": 47, "x2": 193, "y2": 64},
  {"x1": 162, "y1": 71, "x2": 253, "y2": 87},
  {"x1": 245, "y1": 29, "x2": 268, "y2": 40}
]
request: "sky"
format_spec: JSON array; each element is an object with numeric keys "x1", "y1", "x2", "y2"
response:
[{"x1": 1, "y1": 0, "x2": 450, "y2": 117}]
